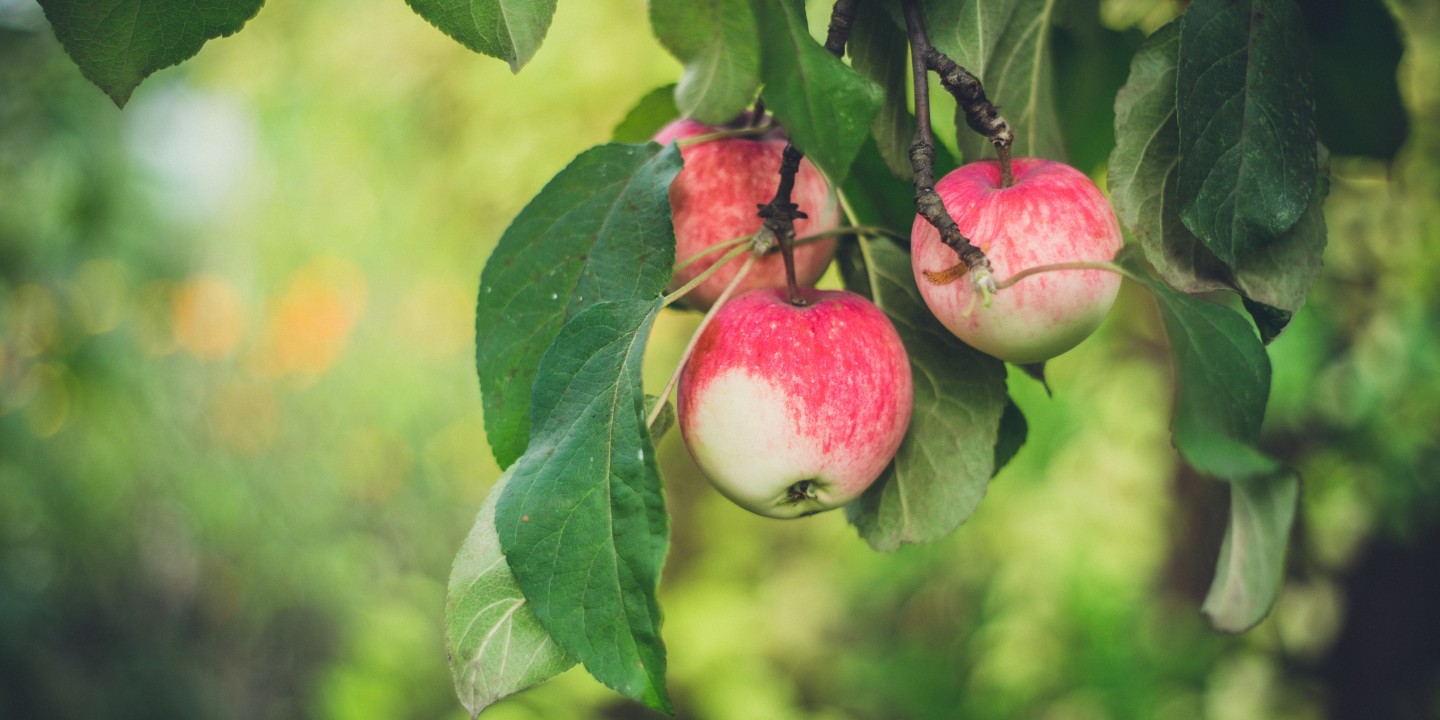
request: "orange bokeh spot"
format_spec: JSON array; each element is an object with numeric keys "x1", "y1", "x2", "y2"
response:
[
  {"x1": 253, "y1": 257, "x2": 367, "y2": 379},
  {"x1": 172, "y1": 275, "x2": 246, "y2": 361}
]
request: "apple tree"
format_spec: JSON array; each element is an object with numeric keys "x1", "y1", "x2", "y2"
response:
[{"x1": 31, "y1": 0, "x2": 1329, "y2": 715}]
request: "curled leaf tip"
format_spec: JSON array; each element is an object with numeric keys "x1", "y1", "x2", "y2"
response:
[{"x1": 923, "y1": 262, "x2": 969, "y2": 285}]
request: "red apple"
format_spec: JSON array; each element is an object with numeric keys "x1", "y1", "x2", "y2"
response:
[
  {"x1": 911, "y1": 158, "x2": 1124, "y2": 364},
  {"x1": 677, "y1": 288, "x2": 912, "y2": 518},
  {"x1": 655, "y1": 119, "x2": 841, "y2": 310}
]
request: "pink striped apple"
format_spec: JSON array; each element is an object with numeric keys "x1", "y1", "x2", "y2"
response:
[
  {"x1": 911, "y1": 158, "x2": 1124, "y2": 364},
  {"x1": 655, "y1": 119, "x2": 841, "y2": 310},
  {"x1": 677, "y1": 288, "x2": 912, "y2": 518}
]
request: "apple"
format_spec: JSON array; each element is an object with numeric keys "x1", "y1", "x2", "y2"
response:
[
  {"x1": 677, "y1": 288, "x2": 912, "y2": 518},
  {"x1": 655, "y1": 118, "x2": 842, "y2": 310},
  {"x1": 910, "y1": 158, "x2": 1125, "y2": 364}
]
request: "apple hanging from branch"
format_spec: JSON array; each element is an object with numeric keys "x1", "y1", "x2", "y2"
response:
[
  {"x1": 676, "y1": 287, "x2": 913, "y2": 518},
  {"x1": 911, "y1": 158, "x2": 1125, "y2": 364},
  {"x1": 656, "y1": 118, "x2": 842, "y2": 310}
]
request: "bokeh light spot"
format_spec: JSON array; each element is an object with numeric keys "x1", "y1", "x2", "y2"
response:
[
  {"x1": 7, "y1": 283, "x2": 60, "y2": 357},
  {"x1": 172, "y1": 274, "x2": 247, "y2": 361},
  {"x1": 20, "y1": 362, "x2": 72, "y2": 438},
  {"x1": 253, "y1": 256, "x2": 367, "y2": 379}
]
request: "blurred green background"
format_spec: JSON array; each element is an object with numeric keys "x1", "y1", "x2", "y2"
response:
[{"x1": 2, "y1": 0, "x2": 1438, "y2": 718}]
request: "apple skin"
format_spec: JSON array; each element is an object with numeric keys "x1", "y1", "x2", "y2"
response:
[
  {"x1": 655, "y1": 119, "x2": 841, "y2": 310},
  {"x1": 677, "y1": 288, "x2": 912, "y2": 518},
  {"x1": 911, "y1": 158, "x2": 1124, "y2": 364}
]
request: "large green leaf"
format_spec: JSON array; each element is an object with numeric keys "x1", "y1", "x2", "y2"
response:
[
  {"x1": 476, "y1": 143, "x2": 681, "y2": 470},
  {"x1": 923, "y1": 0, "x2": 1020, "y2": 85},
  {"x1": 496, "y1": 300, "x2": 672, "y2": 712},
  {"x1": 953, "y1": 0, "x2": 1066, "y2": 163},
  {"x1": 650, "y1": 0, "x2": 760, "y2": 124},
  {"x1": 751, "y1": 0, "x2": 883, "y2": 183},
  {"x1": 849, "y1": 2, "x2": 913, "y2": 178},
  {"x1": 405, "y1": 0, "x2": 558, "y2": 72},
  {"x1": 447, "y1": 471, "x2": 574, "y2": 718},
  {"x1": 1110, "y1": 22, "x2": 1329, "y2": 342},
  {"x1": 1128, "y1": 257, "x2": 1297, "y2": 633},
  {"x1": 840, "y1": 238, "x2": 1010, "y2": 551},
  {"x1": 36, "y1": 0, "x2": 264, "y2": 107},
  {"x1": 1176, "y1": 0, "x2": 1317, "y2": 264},
  {"x1": 1202, "y1": 468, "x2": 1299, "y2": 633}
]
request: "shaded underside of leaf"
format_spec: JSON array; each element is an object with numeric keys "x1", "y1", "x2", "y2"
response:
[
  {"x1": 36, "y1": 0, "x2": 265, "y2": 107},
  {"x1": 650, "y1": 0, "x2": 760, "y2": 124},
  {"x1": 405, "y1": 0, "x2": 558, "y2": 72},
  {"x1": 1109, "y1": 21, "x2": 1329, "y2": 341},
  {"x1": 447, "y1": 471, "x2": 574, "y2": 718},
  {"x1": 1176, "y1": 0, "x2": 1317, "y2": 264},
  {"x1": 841, "y1": 238, "x2": 1009, "y2": 551},
  {"x1": 475, "y1": 143, "x2": 681, "y2": 470},
  {"x1": 496, "y1": 299, "x2": 672, "y2": 713},
  {"x1": 1125, "y1": 254, "x2": 1296, "y2": 633},
  {"x1": 751, "y1": 0, "x2": 883, "y2": 184}
]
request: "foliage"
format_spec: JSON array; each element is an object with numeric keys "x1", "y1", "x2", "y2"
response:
[{"x1": 7, "y1": 0, "x2": 1439, "y2": 718}]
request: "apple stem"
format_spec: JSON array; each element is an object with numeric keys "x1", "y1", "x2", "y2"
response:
[
  {"x1": 757, "y1": 144, "x2": 809, "y2": 306},
  {"x1": 902, "y1": 0, "x2": 995, "y2": 289},
  {"x1": 675, "y1": 233, "x2": 753, "y2": 273},
  {"x1": 647, "y1": 253, "x2": 760, "y2": 430},
  {"x1": 677, "y1": 124, "x2": 775, "y2": 148},
  {"x1": 751, "y1": 0, "x2": 859, "y2": 308},
  {"x1": 917, "y1": 45, "x2": 1016, "y2": 188},
  {"x1": 662, "y1": 243, "x2": 754, "y2": 307},
  {"x1": 994, "y1": 261, "x2": 1129, "y2": 291}
]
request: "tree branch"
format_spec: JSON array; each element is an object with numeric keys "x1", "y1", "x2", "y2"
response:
[
  {"x1": 923, "y1": 47, "x2": 1015, "y2": 187},
  {"x1": 757, "y1": 0, "x2": 860, "y2": 306},
  {"x1": 902, "y1": 0, "x2": 994, "y2": 290},
  {"x1": 824, "y1": 0, "x2": 860, "y2": 56}
]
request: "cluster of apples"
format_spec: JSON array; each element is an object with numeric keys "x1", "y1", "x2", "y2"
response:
[{"x1": 658, "y1": 118, "x2": 1123, "y2": 519}]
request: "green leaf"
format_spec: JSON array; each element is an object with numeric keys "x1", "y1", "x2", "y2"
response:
[
  {"x1": 993, "y1": 396, "x2": 1028, "y2": 476},
  {"x1": 953, "y1": 0, "x2": 1066, "y2": 163},
  {"x1": 1127, "y1": 256, "x2": 1297, "y2": 633},
  {"x1": 1110, "y1": 23, "x2": 1231, "y2": 296},
  {"x1": 476, "y1": 143, "x2": 682, "y2": 470},
  {"x1": 643, "y1": 394, "x2": 675, "y2": 444},
  {"x1": 447, "y1": 471, "x2": 575, "y2": 718},
  {"x1": 613, "y1": 85, "x2": 680, "y2": 143},
  {"x1": 840, "y1": 238, "x2": 1009, "y2": 551},
  {"x1": 923, "y1": 0, "x2": 1020, "y2": 84},
  {"x1": 496, "y1": 300, "x2": 672, "y2": 712},
  {"x1": 405, "y1": 0, "x2": 558, "y2": 72},
  {"x1": 850, "y1": 2, "x2": 913, "y2": 178},
  {"x1": 650, "y1": 0, "x2": 761, "y2": 124},
  {"x1": 1109, "y1": 22, "x2": 1329, "y2": 341},
  {"x1": 35, "y1": 0, "x2": 264, "y2": 107},
  {"x1": 1203, "y1": 470, "x2": 1299, "y2": 633},
  {"x1": 752, "y1": 0, "x2": 883, "y2": 183},
  {"x1": 1176, "y1": 0, "x2": 1317, "y2": 264}
]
